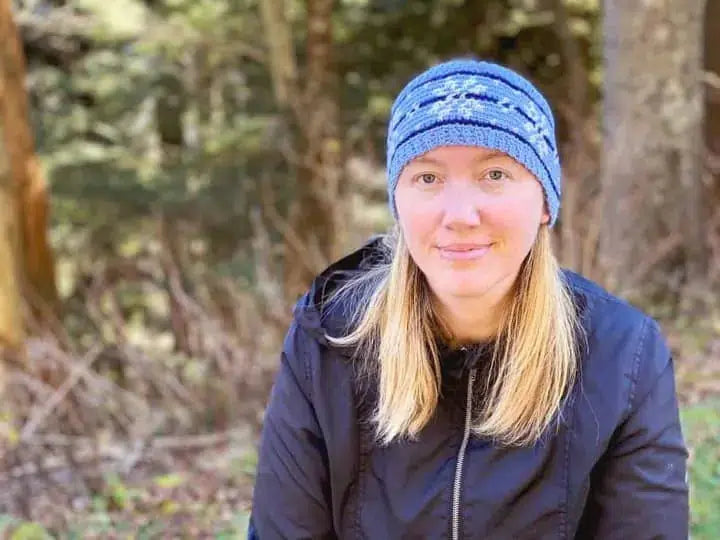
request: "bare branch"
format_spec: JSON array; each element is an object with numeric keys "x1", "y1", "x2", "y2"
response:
[{"x1": 19, "y1": 344, "x2": 102, "y2": 440}]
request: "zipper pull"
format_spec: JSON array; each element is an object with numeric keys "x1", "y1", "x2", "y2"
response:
[{"x1": 460, "y1": 345, "x2": 473, "y2": 372}]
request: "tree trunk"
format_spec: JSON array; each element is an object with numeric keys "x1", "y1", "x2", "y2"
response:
[
  {"x1": 705, "y1": 1, "x2": 720, "y2": 286},
  {"x1": 260, "y1": 0, "x2": 345, "y2": 301},
  {"x1": 0, "y1": 0, "x2": 58, "y2": 318},
  {"x1": 259, "y1": 0, "x2": 298, "y2": 110},
  {"x1": 156, "y1": 69, "x2": 194, "y2": 355},
  {"x1": 159, "y1": 214, "x2": 193, "y2": 356},
  {"x1": 600, "y1": 0, "x2": 708, "y2": 302},
  {"x1": 0, "y1": 131, "x2": 24, "y2": 357},
  {"x1": 550, "y1": 0, "x2": 591, "y2": 274},
  {"x1": 706, "y1": 0, "x2": 720, "y2": 188}
]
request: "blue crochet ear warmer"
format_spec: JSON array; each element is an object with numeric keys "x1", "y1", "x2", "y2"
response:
[{"x1": 386, "y1": 58, "x2": 561, "y2": 227}]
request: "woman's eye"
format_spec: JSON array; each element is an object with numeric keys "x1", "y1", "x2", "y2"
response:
[
  {"x1": 485, "y1": 169, "x2": 508, "y2": 182},
  {"x1": 416, "y1": 173, "x2": 438, "y2": 185}
]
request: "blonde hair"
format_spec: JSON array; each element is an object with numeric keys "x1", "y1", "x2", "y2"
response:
[{"x1": 326, "y1": 225, "x2": 584, "y2": 447}]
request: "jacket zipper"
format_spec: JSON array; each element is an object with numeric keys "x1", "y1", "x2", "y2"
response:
[{"x1": 451, "y1": 359, "x2": 477, "y2": 540}]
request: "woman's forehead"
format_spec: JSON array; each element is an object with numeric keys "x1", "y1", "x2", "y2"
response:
[{"x1": 407, "y1": 146, "x2": 517, "y2": 168}]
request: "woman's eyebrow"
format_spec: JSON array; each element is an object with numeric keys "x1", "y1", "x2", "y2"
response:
[
  {"x1": 410, "y1": 157, "x2": 446, "y2": 168},
  {"x1": 473, "y1": 151, "x2": 508, "y2": 163},
  {"x1": 408, "y1": 151, "x2": 511, "y2": 171}
]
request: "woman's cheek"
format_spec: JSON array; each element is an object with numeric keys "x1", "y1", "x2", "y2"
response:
[{"x1": 405, "y1": 202, "x2": 436, "y2": 236}]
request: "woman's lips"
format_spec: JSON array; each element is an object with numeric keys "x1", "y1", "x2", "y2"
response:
[{"x1": 437, "y1": 244, "x2": 493, "y2": 261}]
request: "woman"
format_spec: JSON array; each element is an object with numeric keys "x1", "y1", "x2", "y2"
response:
[{"x1": 248, "y1": 58, "x2": 688, "y2": 539}]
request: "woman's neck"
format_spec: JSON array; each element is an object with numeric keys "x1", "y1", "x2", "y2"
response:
[
  {"x1": 433, "y1": 280, "x2": 515, "y2": 346},
  {"x1": 437, "y1": 300, "x2": 502, "y2": 345}
]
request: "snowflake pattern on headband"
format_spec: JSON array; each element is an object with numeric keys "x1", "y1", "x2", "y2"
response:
[
  {"x1": 522, "y1": 103, "x2": 554, "y2": 157},
  {"x1": 422, "y1": 77, "x2": 490, "y2": 120},
  {"x1": 427, "y1": 96, "x2": 486, "y2": 121}
]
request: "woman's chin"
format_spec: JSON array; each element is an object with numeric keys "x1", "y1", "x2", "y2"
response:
[{"x1": 434, "y1": 280, "x2": 490, "y2": 299}]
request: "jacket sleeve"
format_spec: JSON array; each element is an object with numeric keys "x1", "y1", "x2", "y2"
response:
[
  {"x1": 577, "y1": 317, "x2": 689, "y2": 539},
  {"x1": 247, "y1": 320, "x2": 335, "y2": 540}
]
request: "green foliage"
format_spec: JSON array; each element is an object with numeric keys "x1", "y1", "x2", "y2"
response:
[
  {"x1": 104, "y1": 473, "x2": 144, "y2": 511},
  {"x1": 153, "y1": 472, "x2": 186, "y2": 489},
  {"x1": 0, "y1": 519, "x2": 54, "y2": 540},
  {"x1": 231, "y1": 448, "x2": 259, "y2": 478},
  {"x1": 216, "y1": 512, "x2": 251, "y2": 539},
  {"x1": 681, "y1": 400, "x2": 720, "y2": 539}
]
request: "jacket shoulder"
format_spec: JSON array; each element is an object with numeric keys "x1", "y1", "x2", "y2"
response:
[
  {"x1": 562, "y1": 269, "x2": 672, "y2": 418},
  {"x1": 562, "y1": 268, "x2": 651, "y2": 335}
]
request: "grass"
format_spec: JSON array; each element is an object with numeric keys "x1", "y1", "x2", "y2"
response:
[{"x1": 681, "y1": 399, "x2": 720, "y2": 540}]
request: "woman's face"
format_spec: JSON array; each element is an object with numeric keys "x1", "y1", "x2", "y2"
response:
[{"x1": 395, "y1": 145, "x2": 549, "y2": 300}]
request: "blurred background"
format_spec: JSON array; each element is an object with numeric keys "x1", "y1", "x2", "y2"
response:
[{"x1": 0, "y1": 0, "x2": 718, "y2": 536}]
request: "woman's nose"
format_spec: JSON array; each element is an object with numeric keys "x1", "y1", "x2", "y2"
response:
[{"x1": 441, "y1": 182, "x2": 483, "y2": 227}]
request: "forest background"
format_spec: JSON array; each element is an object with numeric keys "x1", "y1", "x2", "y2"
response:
[{"x1": 0, "y1": 0, "x2": 719, "y2": 537}]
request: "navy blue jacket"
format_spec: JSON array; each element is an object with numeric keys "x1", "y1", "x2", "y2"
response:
[{"x1": 249, "y1": 237, "x2": 689, "y2": 539}]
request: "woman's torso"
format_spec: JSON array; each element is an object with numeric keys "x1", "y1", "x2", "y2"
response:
[
  {"x1": 300, "y1": 281, "x2": 642, "y2": 539},
  {"x1": 250, "y1": 239, "x2": 686, "y2": 539}
]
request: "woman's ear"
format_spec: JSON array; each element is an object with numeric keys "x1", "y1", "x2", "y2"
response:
[{"x1": 539, "y1": 198, "x2": 552, "y2": 225}]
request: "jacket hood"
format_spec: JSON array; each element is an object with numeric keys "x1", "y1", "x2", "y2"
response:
[{"x1": 292, "y1": 235, "x2": 388, "y2": 354}]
